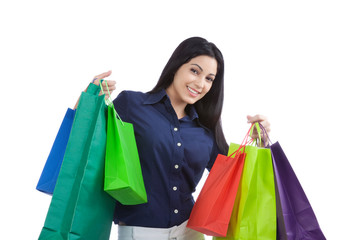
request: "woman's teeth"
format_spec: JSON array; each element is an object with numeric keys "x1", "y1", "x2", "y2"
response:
[{"x1": 187, "y1": 86, "x2": 199, "y2": 94}]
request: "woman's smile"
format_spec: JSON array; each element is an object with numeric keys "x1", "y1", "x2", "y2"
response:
[{"x1": 187, "y1": 86, "x2": 201, "y2": 97}]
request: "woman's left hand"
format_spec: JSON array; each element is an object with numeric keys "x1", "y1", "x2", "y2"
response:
[{"x1": 247, "y1": 115, "x2": 271, "y2": 146}]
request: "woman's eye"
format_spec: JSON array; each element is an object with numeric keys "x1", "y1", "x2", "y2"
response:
[
  {"x1": 191, "y1": 68, "x2": 198, "y2": 74},
  {"x1": 206, "y1": 77, "x2": 214, "y2": 82}
]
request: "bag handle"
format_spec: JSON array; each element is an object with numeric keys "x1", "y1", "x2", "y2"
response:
[
  {"x1": 227, "y1": 123, "x2": 255, "y2": 158},
  {"x1": 227, "y1": 122, "x2": 268, "y2": 157},
  {"x1": 249, "y1": 122, "x2": 262, "y2": 146},
  {"x1": 259, "y1": 123, "x2": 272, "y2": 146},
  {"x1": 250, "y1": 122, "x2": 272, "y2": 147},
  {"x1": 99, "y1": 79, "x2": 112, "y2": 105},
  {"x1": 99, "y1": 79, "x2": 125, "y2": 126}
]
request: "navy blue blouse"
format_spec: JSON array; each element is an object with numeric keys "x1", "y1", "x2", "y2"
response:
[{"x1": 112, "y1": 89, "x2": 220, "y2": 228}]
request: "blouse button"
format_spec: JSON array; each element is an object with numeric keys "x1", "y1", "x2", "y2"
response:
[
  {"x1": 177, "y1": 142, "x2": 182, "y2": 147},
  {"x1": 173, "y1": 186, "x2": 177, "y2": 191},
  {"x1": 174, "y1": 127, "x2": 178, "y2": 131},
  {"x1": 174, "y1": 164, "x2": 179, "y2": 169},
  {"x1": 174, "y1": 209, "x2": 179, "y2": 214}
]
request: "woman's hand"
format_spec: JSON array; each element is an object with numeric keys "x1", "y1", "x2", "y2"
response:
[
  {"x1": 247, "y1": 115, "x2": 271, "y2": 146},
  {"x1": 73, "y1": 70, "x2": 117, "y2": 109},
  {"x1": 91, "y1": 70, "x2": 116, "y2": 100}
]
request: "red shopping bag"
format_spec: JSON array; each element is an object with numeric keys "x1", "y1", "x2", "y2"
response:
[{"x1": 187, "y1": 148, "x2": 246, "y2": 237}]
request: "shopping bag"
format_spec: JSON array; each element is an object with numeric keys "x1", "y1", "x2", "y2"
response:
[
  {"x1": 39, "y1": 83, "x2": 116, "y2": 240},
  {"x1": 36, "y1": 108, "x2": 75, "y2": 194},
  {"x1": 274, "y1": 171, "x2": 288, "y2": 240},
  {"x1": 271, "y1": 142, "x2": 326, "y2": 239},
  {"x1": 104, "y1": 103, "x2": 147, "y2": 204},
  {"x1": 215, "y1": 124, "x2": 277, "y2": 240},
  {"x1": 187, "y1": 148, "x2": 246, "y2": 237},
  {"x1": 220, "y1": 145, "x2": 277, "y2": 240}
]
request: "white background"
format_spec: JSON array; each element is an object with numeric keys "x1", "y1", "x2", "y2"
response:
[{"x1": 1, "y1": 1, "x2": 359, "y2": 239}]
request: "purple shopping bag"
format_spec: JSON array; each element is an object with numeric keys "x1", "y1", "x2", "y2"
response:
[{"x1": 271, "y1": 142, "x2": 326, "y2": 240}]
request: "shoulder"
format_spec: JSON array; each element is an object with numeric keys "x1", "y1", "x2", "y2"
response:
[
  {"x1": 113, "y1": 90, "x2": 150, "y2": 105},
  {"x1": 113, "y1": 90, "x2": 150, "y2": 119},
  {"x1": 115, "y1": 90, "x2": 147, "y2": 100}
]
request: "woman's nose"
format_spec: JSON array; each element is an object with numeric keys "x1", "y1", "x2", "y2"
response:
[{"x1": 194, "y1": 77, "x2": 205, "y2": 89}]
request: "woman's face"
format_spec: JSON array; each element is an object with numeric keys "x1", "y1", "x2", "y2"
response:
[{"x1": 166, "y1": 55, "x2": 218, "y2": 106}]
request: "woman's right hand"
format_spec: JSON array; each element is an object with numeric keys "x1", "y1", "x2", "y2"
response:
[
  {"x1": 73, "y1": 70, "x2": 117, "y2": 109},
  {"x1": 91, "y1": 70, "x2": 117, "y2": 100}
]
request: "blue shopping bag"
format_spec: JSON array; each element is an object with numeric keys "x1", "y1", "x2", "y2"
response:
[{"x1": 36, "y1": 108, "x2": 75, "y2": 194}]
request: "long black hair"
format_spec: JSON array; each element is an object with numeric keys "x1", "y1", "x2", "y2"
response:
[{"x1": 150, "y1": 37, "x2": 228, "y2": 154}]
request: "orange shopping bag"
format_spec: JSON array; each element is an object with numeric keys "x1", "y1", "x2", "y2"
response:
[
  {"x1": 187, "y1": 150, "x2": 245, "y2": 237},
  {"x1": 187, "y1": 151, "x2": 245, "y2": 237},
  {"x1": 187, "y1": 127, "x2": 254, "y2": 237}
]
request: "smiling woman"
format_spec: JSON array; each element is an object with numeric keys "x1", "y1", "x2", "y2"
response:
[{"x1": 76, "y1": 37, "x2": 270, "y2": 240}]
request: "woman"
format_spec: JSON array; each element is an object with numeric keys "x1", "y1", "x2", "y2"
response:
[{"x1": 85, "y1": 37, "x2": 270, "y2": 240}]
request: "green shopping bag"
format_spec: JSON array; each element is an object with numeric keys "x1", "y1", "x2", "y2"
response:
[
  {"x1": 39, "y1": 83, "x2": 116, "y2": 240},
  {"x1": 214, "y1": 123, "x2": 276, "y2": 240},
  {"x1": 103, "y1": 85, "x2": 147, "y2": 205}
]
